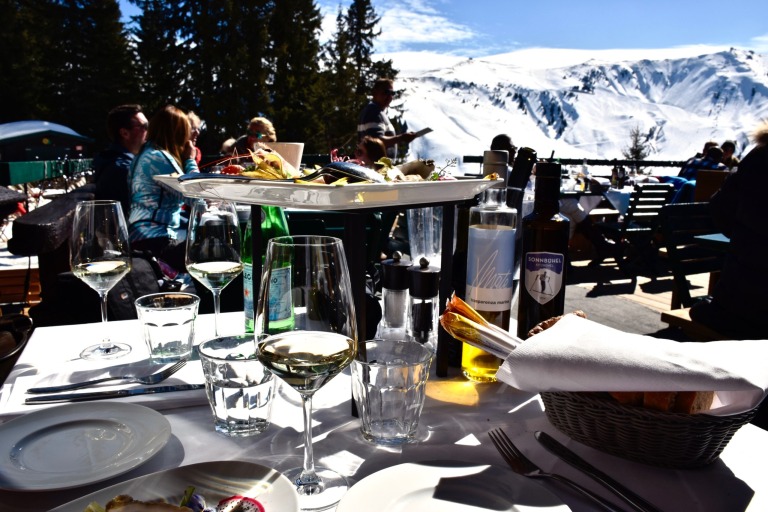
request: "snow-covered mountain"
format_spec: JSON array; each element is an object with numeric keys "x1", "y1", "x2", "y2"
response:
[{"x1": 382, "y1": 46, "x2": 768, "y2": 173}]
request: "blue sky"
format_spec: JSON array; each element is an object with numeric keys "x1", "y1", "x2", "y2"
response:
[{"x1": 119, "y1": 0, "x2": 768, "y2": 56}]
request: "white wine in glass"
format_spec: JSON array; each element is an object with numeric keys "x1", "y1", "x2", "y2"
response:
[
  {"x1": 70, "y1": 200, "x2": 132, "y2": 360},
  {"x1": 256, "y1": 236, "x2": 357, "y2": 511},
  {"x1": 186, "y1": 199, "x2": 243, "y2": 337}
]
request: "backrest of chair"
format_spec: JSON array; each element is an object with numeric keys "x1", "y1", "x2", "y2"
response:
[
  {"x1": 694, "y1": 170, "x2": 729, "y2": 202},
  {"x1": 659, "y1": 202, "x2": 726, "y2": 307},
  {"x1": 624, "y1": 182, "x2": 676, "y2": 227}
]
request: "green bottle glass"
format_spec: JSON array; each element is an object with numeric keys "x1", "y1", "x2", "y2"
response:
[{"x1": 243, "y1": 206, "x2": 290, "y2": 333}]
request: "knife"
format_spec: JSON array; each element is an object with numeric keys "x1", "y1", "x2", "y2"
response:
[
  {"x1": 535, "y1": 431, "x2": 663, "y2": 512},
  {"x1": 24, "y1": 384, "x2": 205, "y2": 404}
]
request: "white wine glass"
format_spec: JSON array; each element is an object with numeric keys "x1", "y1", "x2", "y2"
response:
[
  {"x1": 186, "y1": 198, "x2": 243, "y2": 337},
  {"x1": 70, "y1": 200, "x2": 132, "y2": 360},
  {"x1": 255, "y1": 236, "x2": 357, "y2": 511}
]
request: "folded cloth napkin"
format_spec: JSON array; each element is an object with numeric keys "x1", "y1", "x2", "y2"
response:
[
  {"x1": 1, "y1": 360, "x2": 206, "y2": 419},
  {"x1": 497, "y1": 315, "x2": 768, "y2": 416}
]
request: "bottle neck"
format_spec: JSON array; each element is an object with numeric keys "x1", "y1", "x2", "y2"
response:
[{"x1": 533, "y1": 176, "x2": 560, "y2": 214}]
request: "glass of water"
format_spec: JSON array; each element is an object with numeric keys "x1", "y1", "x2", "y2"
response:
[{"x1": 198, "y1": 334, "x2": 275, "y2": 437}]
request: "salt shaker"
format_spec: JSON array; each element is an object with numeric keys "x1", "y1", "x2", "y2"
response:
[
  {"x1": 378, "y1": 251, "x2": 411, "y2": 340},
  {"x1": 407, "y1": 257, "x2": 440, "y2": 351}
]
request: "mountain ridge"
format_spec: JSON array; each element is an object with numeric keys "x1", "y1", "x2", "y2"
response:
[{"x1": 384, "y1": 47, "x2": 768, "y2": 172}]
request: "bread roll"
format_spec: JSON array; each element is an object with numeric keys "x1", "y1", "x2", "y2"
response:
[
  {"x1": 608, "y1": 391, "x2": 714, "y2": 413},
  {"x1": 527, "y1": 310, "x2": 587, "y2": 338}
]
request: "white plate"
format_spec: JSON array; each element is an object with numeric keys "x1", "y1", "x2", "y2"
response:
[
  {"x1": 154, "y1": 175, "x2": 501, "y2": 211},
  {"x1": 0, "y1": 402, "x2": 171, "y2": 491},
  {"x1": 50, "y1": 460, "x2": 299, "y2": 512},
  {"x1": 337, "y1": 460, "x2": 571, "y2": 512}
]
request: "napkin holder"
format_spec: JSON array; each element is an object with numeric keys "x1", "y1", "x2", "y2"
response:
[{"x1": 541, "y1": 391, "x2": 757, "y2": 469}]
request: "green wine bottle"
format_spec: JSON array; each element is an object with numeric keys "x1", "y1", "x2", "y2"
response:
[
  {"x1": 516, "y1": 161, "x2": 570, "y2": 339},
  {"x1": 243, "y1": 206, "x2": 290, "y2": 333}
]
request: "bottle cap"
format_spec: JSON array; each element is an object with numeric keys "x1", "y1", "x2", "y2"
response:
[
  {"x1": 382, "y1": 251, "x2": 411, "y2": 290},
  {"x1": 535, "y1": 161, "x2": 561, "y2": 179},
  {"x1": 408, "y1": 257, "x2": 440, "y2": 298}
]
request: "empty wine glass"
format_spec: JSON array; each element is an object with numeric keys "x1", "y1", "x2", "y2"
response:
[
  {"x1": 185, "y1": 198, "x2": 243, "y2": 337},
  {"x1": 70, "y1": 200, "x2": 132, "y2": 360},
  {"x1": 255, "y1": 235, "x2": 357, "y2": 511}
]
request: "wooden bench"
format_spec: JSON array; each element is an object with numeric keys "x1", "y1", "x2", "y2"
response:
[
  {"x1": 660, "y1": 308, "x2": 727, "y2": 341},
  {"x1": 0, "y1": 267, "x2": 41, "y2": 313}
]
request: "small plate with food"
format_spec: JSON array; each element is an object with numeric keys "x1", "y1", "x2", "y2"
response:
[{"x1": 50, "y1": 460, "x2": 298, "y2": 512}]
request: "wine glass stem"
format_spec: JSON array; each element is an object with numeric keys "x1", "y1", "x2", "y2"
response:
[
  {"x1": 212, "y1": 289, "x2": 221, "y2": 336},
  {"x1": 98, "y1": 292, "x2": 113, "y2": 349},
  {"x1": 299, "y1": 393, "x2": 319, "y2": 486}
]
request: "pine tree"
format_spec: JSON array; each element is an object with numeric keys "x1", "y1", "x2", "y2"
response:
[
  {"x1": 0, "y1": 0, "x2": 59, "y2": 122},
  {"x1": 55, "y1": 0, "x2": 139, "y2": 146},
  {"x1": 130, "y1": 0, "x2": 190, "y2": 116},
  {"x1": 622, "y1": 125, "x2": 651, "y2": 171},
  {"x1": 183, "y1": 0, "x2": 272, "y2": 155},
  {"x1": 267, "y1": 0, "x2": 324, "y2": 152},
  {"x1": 318, "y1": 7, "x2": 359, "y2": 154}
]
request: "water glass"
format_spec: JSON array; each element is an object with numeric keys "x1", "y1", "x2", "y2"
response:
[
  {"x1": 198, "y1": 334, "x2": 275, "y2": 437},
  {"x1": 351, "y1": 339, "x2": 434, "y2": 445},
  {"x1": 135, "y1": 293, "x2": 199, "y2": 363}
]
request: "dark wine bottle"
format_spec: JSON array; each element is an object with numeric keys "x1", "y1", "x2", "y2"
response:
[{"x1": 516, "y1": 161, "x2": 570, "y2": 339}]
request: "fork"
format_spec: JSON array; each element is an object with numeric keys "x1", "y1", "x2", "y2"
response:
[
  {"x1": 26, "y1": 359, "x2": 188, "y2": 394},
  {"x1": 488, "y1": 428, "x2": 627, "y2": 512}
]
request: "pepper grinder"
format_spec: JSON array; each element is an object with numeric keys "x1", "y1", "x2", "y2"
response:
[
  {"x1": 378, "y1": 251, "x2": 411, "y2": 340},
  {"x1": 407, "y1": 257, "x2": 441, "y2": 352}
]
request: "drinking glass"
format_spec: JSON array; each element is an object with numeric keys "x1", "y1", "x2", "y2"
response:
[
  {"x1": 70, "y1": 200, "x2": 132, "y2": 360},
  {"x1": 255, "y1": 236, "x2": 357, "y2": 511},
  {"x1": 185, "y1": 199, "x2": 243, "y2": 337}
]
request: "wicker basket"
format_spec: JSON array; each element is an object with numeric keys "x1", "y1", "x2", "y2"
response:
[{"x1": 540, "y1": 391, "x2": 757, "y2": 469}]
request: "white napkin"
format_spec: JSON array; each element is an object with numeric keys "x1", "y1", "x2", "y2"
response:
[
  {"x1": 497, "y1": 315, "x2": 768, "y2": 416},
  {"x1": 1, "y1": 360, "x2": 207, "y2": 419}
]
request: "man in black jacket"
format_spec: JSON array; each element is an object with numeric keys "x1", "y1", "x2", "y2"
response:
[
  {"x1": 94, "y1": 104, "x2": 148, "y2": 216},
  {"x1": 690, "y1": 122, "x2": 768, "y2": 339}
]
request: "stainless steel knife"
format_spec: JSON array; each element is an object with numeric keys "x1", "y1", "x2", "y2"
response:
[
  {"x1": 24, "y1": 384, "x2": 205, "y2": 404},
  {"x1": 535, "y1": 431, "x2": 663, "y2": 512}
]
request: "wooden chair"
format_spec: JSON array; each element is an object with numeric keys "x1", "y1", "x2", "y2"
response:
[
  {"x1": 595, "y1": 182, "x2": 675, "y2": 275},
  {"x1": 658, "y1": 202, "x2": 725, "y2": 309},
  {"x1": 694, "y1": 170, "x2": 729, "y2": 202}
]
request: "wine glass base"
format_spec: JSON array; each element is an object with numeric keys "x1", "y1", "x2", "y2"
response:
[
  {"x1": 80, "y1": 342, "x2": 132, "y2": 360},
  {"x1": 283, "y1": 466, "x2": 349, "y2": 511}
]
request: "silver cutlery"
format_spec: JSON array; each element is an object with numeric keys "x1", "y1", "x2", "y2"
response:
[
  {"x1": 26, "y1": 359, "x2": 188, "y2": 394},
  {"x1": 488, "y1": 428, "x2": 626, "y2": 512},
  {"x1": 535, "y1": 431, "x2": 663, "y2": 512},
  {"x1": 25, "y1": 383, "x2": 205, "y2": 404}
]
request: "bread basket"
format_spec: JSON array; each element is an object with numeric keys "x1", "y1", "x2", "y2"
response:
[{"x1": 540, "y1": 391, "x2": 757, "y2": 469}]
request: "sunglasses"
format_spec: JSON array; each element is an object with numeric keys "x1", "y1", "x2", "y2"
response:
[
  {"x1": 384, "y1": 89, "x2": 395, "y2": 96},
  {"x1": 131, "y1": 122, "x2": 149, "y2": 131},
  {"x1": 247, "y1": 130, "x2": 264, "y2": 138}
]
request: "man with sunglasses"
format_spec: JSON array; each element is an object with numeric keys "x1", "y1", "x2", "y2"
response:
[
  {"x1": 94, "y1": 104, "x2": 148, "y2": 216},
  {"x1": 358, "y1": 77, "x2": 416, "y2": 159}
]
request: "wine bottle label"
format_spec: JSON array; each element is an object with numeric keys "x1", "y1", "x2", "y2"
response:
[
  {"x1": 523, "y1": 252, "x2": 565, "y2": 305},
  {"x1": 466, "y1": 225, "x2": 516, "y2": 312},
  {"x1": 243, "y1": 262, "x2": 254, "y2": 321},
  {"x1": 268, "y1": 266, "x2": 292, "y2": 321}
]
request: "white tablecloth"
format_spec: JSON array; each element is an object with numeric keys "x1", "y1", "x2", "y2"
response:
[{"x1": 1, "y1": 313, "x2": 767, "y2": 511}]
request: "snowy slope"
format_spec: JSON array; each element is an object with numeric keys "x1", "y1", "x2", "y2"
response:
[{"x1": 379, "y1": 46, "x2": 768, "y2": 172}]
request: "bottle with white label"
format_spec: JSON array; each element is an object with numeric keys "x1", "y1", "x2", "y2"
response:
[
  {"x1": 516, "y1": 161, "x2": 570, "y2": 339},
  {"x1": 463, "y1": 150, "x2": 517, "y2": 382}
]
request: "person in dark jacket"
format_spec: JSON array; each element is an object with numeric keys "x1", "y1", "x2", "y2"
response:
[
  {"x1": 690, "y1": 122, "x2": 768, "y2": 339},
  {"x1": 93, "y1": 104, "x2": 148, "y2": 216}
]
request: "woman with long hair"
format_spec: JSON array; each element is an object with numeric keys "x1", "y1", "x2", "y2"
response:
[{"x1": 128, "y1": 105, "x2": 198, "y2": 273}]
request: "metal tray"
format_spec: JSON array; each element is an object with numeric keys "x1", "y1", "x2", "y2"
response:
[{"x1": 154, "y1": 174, "x2": 500, "y2": 211}]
